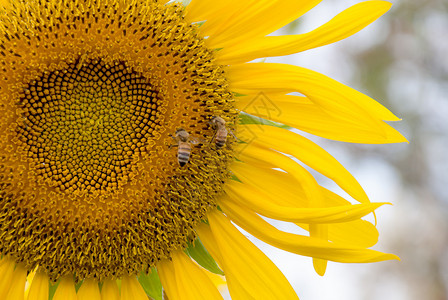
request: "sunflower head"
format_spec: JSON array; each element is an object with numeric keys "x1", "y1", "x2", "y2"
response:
[
  {"x1": 0, "y1": 0, "x2": 237, "y2": 282},
  {"x1": 0, "y1": 0, "x2": 405, "y2": 299}
]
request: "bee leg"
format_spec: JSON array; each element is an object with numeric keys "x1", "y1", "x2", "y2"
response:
[
  {"x1": 209, "y1": 130, "x2": 218, "y2": 147},
  {"x1": 168, "y1": 135, "x2": 179, "y2": 149},
  {"x1": 228, "y1": 129, "x2": 239, "y2": 141}
]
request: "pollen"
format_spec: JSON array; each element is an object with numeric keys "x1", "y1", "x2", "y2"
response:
[{"x1": 0, "y1": 0, "x2": 237, "y2": 281}]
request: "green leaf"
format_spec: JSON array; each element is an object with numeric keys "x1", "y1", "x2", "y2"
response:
[
  {"x1": 230, "y1": 174, "x2": 241, "y2": 182},
  {"x1": 239, "y1": 112, "x2": 290, "y2": 129},
  {"x1": 48, "y1": 280, "x2": 60, "y2": 300},
  {"x1": 233, "y1": 92, "x2": 247, "y2": 97},
  {"x1": 138, "y1": 269, "x2": 163, "y2": 300},
  {"x1": 186, "y1": 238, "x2": 224, "y2": 275},
  {"x1": 74, "y1": 280, "x2": 83, "y2": 292}
]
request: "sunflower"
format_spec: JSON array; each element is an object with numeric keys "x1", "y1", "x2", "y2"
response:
[{"x1": 0, "y1": 0, "x2": 405, "y2": 299}]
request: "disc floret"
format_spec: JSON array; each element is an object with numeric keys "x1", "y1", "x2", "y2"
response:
[{"x1": 0, "y1": 0, "x2": 237, "y2": 281}]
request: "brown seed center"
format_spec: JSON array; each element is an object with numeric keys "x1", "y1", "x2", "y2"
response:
[{"x1": 17, "y1": 58, "x2": 163, "y2": 195}]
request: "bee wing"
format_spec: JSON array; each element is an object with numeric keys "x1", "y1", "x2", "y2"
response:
[
  {"x1": 189, "y1": 136, "x2": 200, "y2": 145},
  {"x1": 189, "y1": 136, "x2": 206, "y2": 145}
]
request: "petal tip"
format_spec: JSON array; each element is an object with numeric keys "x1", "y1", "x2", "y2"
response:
[
  {"x1": 391, "y1": 254, "x2": 401, "y2": 261},
  {"x1": 370, "y1": 1, "x2": 393, "y2": 12}
]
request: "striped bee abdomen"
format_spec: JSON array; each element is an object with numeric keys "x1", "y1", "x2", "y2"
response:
[
  {"x1": 215, "y1": 135, "x2": 226, "y2": 148},
  {"x1": 178, "y1": 142, "x2": 192, "y2": 167}
]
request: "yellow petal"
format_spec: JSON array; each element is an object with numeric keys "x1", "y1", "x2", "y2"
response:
[
  {"x1": 231, "y1": 160, "x2": 306, "y2": 206},
  {"x1": 26, "y1": 271, "x2": 49, "y2": 300},
  {"x1": 310, "y1": 223, "x2": 328, "y2": 276},
  {"x1": 240, "y1": 124, "x2": 369, "y2": 202},
  {"x1": 224, "y1": 201, "x2": 399, "y2": 263},
  {"x1": 237, "y1": 142, "x2": 324, "y2": 206},
  {"x1": 309, "y1": 178, "x2": 329, "y2": 276},
  {"x1": 185, "y1": 0, "x2": 243, "y2": 23},
  {"x1": 225, "y1": 183, "x2": 387, "y2": 223},
  {"x1": 195, "y1": 224, "x2": 254, "y2": 300},
  {"x1": 121, "y1": 275, "x2": 147, "y2": 300},
  {"x1": 24, "y1": 267, "x2": 37, "y2": 299},
  {"x1": 158, "y1": 259, "x2": 182, "y2": 300},
  {"x1": 5, "y1": 264, "x2": 27, "y2": 300},
  {"x1": 199, "y1": 211, "x2": 299, "y2": 300},
  {"x1": 200, "y1": 0, "x2": 321, "y2": 49},
  {"x1": 237, "y1": 93, "x2": 406, "y2": 143},
  {"x1": 158, "y1": 251, "x2": 223, "y2": 300},
  {"x1": 217, "y1": 1, "x2": 392, "y2": 64},
  {"x1": 101, "y1": 280, "x2": 120, "y2": 300},
  {"x1": 230, "y1": 161, "x2": 380, "y2": 247},
  {"x1": 172, "y1": 251, "x2": 223, "y2": 300},
  {"x1": 206, "y1": 272, "x2": 226, "y2": 292},
  {"x1": 225, "y1": 279, "x2": 253, "y2": 300},
  {"x1": 316, "y1": 187, "x2": 379, "y2": 248},
  {"x1": 77, "y1": 278, "x2": 101, "y2": 300},
  {"x1": 0, "y1": 257, "x2": 16, "y2": 299},
  {"x1": 53, "y1": 276, "x2": 78, "y2": 300},
  {"x1": 228, "y1": 63, "x2": 401, "y2": 124},
  {"x1": 300, "y1": 219, "x2": 379, "y2": 248}
]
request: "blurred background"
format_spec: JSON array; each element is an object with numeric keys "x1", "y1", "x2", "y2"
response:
[{"x1": 225, "y1": 0, "x2": 448, "y2": 299}]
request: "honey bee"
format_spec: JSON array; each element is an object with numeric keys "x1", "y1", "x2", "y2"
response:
[
  {"x1": 169, "y1": 128, "x2": 199, "y2": 167},
  {"x1": 209, "y1": 116, "x2": 236, "y2": 148}
]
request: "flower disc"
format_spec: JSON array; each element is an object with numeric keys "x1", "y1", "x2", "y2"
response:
[{"x1": 0, "y1": 0, "x2": 236, "y2": 281}]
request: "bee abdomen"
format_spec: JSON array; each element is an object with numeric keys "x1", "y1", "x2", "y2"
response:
[
  {"x1": 216, "y1": 139, "x2": 225, "y2": 148},
  {"x1": 178, "y1": 143, "x2": 191, "y2": 167},
  {"x1": 215, "y1": 130, "x2": 227, "y2": 148},
  {"x1": 178, "y1": 151, "x2": 190, "y2": 164}
]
